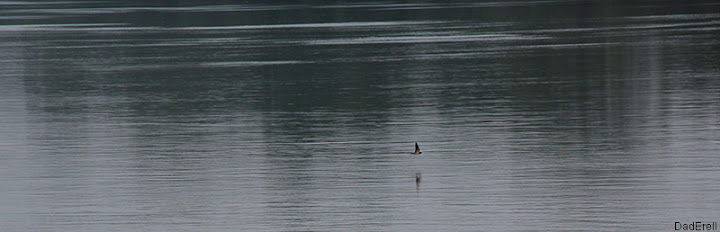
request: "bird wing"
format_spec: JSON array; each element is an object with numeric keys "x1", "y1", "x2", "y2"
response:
[{"x1": 415, "y1": 142, "x2": 421, "y2": 153}]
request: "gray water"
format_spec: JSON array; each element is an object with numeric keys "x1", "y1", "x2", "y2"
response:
[{"x1": 2, "y1": 1, "x2": 720, "y2": 231}]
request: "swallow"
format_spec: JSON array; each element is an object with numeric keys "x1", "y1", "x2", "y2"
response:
[{"x1": 412, "y1": 142, "x2": 422, "y2": 155}]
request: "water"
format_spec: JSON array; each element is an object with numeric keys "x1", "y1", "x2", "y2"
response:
[{"x1": 2, "y1": 1, "x2": 720, "y2": 231}]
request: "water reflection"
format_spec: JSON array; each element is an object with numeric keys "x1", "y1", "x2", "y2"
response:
[
  {"x1": 2, "y1": 1, "x2": 720, "y2": 231},
  {"x1": 415, "y1": 172, "x2": 422, "y2": 192}
]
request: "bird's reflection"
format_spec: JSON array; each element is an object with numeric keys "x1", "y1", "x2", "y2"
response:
[{"x1": 415, "y1": 172, "x2": 422, "y2": 192}]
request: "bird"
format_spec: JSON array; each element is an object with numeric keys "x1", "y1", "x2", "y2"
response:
[{"x1": 411, "y1": 142, "x2": 422, "y2": 155}]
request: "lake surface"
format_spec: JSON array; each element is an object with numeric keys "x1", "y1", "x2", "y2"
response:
[{"x1": 1, "y1": 1, "x2": 720, "y2": 231}]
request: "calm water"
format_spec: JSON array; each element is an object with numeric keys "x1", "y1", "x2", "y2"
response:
[{"x1": 2, "y1": 1, "x2": 720, "y2": 231}]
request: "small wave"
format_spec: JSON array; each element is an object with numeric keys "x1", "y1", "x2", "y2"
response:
[
  {"x1": 308, "y1": 34, "x2": 542, "y2": 45},
  {"x1": 0, "y1": 23, "x2": 132, "y2": 32},
  {"x1": 178, "y1": 21, "x2": 442, "y2": 31},
  {"x1": 201, "y1": 61, "x2": 306, "y2": 67},
  {"x1": 4, "y1": 5, "x2": 299, "y2": 15},
  {"x1": 0, "y1": 21, "x2": 442, "y2": 33}
]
